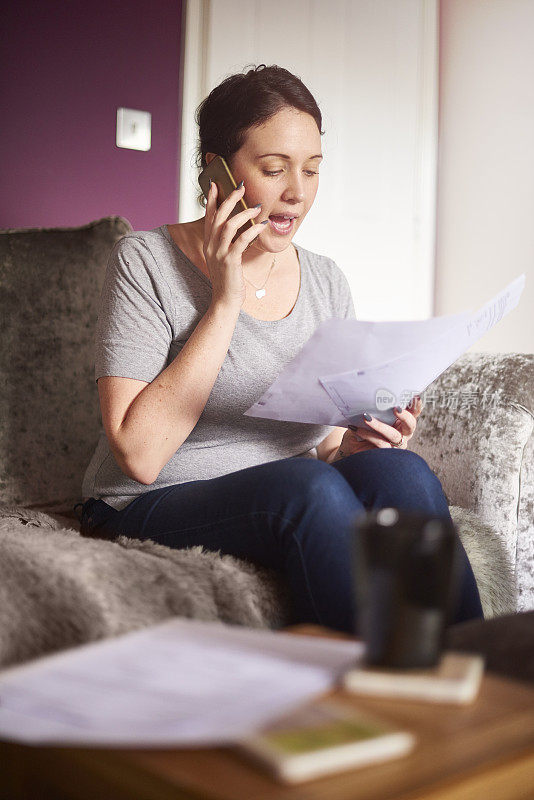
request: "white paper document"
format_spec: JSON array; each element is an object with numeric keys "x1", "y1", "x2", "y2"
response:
[
  {"x1": 0, "y1": 618, "x2": 362, "y2": 747},
  {"x1": 244, "y1": 274, "x2": 525, "y2": 428}
]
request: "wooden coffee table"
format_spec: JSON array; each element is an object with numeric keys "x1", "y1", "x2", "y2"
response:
[{"x1": 2, "y1": 624, "x2": 534, "y2": 800}]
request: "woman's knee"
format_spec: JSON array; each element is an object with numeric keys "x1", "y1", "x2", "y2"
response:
[
  {"x1": 338, "y1": 447, "x2": 438, "y2": 486},
  {"x1": 276, "y1": 457, "x2": 357, "y2": 507},
  {"x1": 337, "y1": 447, "x2": 449, "y2": 516},
  {"x1": 385, "y1": 449, "x2": 450, "y2": 514},
  {"x1": 382, "y1": 448, "x2": 441, "y2": 485},
  {"x1": 263, "y1": 458, "x2": 364, "y2": 537}
]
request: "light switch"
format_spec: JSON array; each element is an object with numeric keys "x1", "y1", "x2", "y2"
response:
[{"x1": 116, "y1": 108, "x2": 151, "y2": 151}]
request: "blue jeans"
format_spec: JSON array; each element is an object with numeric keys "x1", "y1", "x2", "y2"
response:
[{"x1": 76, "y1": 449, "x2": 483, "y2": 634}]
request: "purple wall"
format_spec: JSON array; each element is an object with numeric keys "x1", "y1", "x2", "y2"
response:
[{"x1": 1, "y1": 0, "x2": 184, "y2": 231}]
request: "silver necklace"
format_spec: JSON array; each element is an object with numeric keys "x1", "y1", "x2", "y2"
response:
[{"x1": 243, "y1": 255, "x2": 276, "y2": 299}]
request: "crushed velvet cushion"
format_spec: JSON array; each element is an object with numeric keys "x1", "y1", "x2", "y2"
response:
[
  {"x1": 408, "y1": 353, "x2": 534, "y2": 610},
  {"x1": 0, "y1": 216, "x2": 132, "y2": 513}
]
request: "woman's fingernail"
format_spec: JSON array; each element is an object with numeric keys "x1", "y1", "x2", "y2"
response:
[
  {"x1": 395, "y1": 406, "x2": 402, "y2": 413},
  {"x1": 209, "y1": 178, "x2": 212, "y2": 189},
  {"x1": 363, "y1": 412, "x2": 372, "y2": 421},
  {"x1": 237, "y1": 180, "x2": 244, "y2": 189}
]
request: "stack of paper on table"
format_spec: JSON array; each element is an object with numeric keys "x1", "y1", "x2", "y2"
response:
[{"x1": 0, "y1": 618, "x2": 364, "y2": 748}]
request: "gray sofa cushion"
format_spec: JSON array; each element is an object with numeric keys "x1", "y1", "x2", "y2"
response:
[{"x1": 0, "y1": 216, "x2": 132, "y2": 513}]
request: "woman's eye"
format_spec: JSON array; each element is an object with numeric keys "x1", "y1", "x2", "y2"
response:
[{"x1": 263, "y1": 170, "x2": 318, "y2": 177}]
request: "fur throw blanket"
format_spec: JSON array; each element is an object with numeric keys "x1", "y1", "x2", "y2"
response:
[{"x1": 0, "y1": 504, "x2": 515, "y2": 670}]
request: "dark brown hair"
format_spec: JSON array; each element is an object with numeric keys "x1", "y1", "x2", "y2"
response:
[{"x1": 194, "y1": 63, "x2": 325, "y2": 208}]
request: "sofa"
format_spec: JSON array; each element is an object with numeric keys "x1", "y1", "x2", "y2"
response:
[{"x1": 0, "y1": 216, "x2": 532, "y2": 671}]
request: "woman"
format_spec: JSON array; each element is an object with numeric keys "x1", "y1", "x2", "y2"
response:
[{"x1": 76, "y1": 64, "x2": 483, "y2": 634}]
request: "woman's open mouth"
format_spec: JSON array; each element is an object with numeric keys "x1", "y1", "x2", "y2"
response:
[{"x1": 268, "y1": 215, "x2": 296, "y2": 235}]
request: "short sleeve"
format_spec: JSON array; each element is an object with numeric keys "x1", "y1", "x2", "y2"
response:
[
  {"x1": 331, "y1": 259, "x2": 357, "y2": 320},
  {"x1": 94, "y1": 236, "x2": 174, "y2": 384}
]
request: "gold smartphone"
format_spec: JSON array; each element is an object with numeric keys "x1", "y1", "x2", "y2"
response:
[{"x1": 198, "y1": 155, "x2": 256, "y2": 243}]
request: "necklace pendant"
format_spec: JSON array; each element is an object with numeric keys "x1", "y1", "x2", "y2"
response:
[{"x1": 255, "y1": 288, "x2": 266, "y2": 299}]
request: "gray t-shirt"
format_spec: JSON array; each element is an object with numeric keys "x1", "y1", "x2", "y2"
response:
[{"x1": 82, "y1": 225, "x2": 356, "y2": 510}]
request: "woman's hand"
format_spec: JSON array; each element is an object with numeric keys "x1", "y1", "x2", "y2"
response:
[
  {"x1": 331, "y1": 396, "x2": 424, "y2": 462},
  {"x1": 204, "y1": 181, "x2": 265, "y2": 310}
]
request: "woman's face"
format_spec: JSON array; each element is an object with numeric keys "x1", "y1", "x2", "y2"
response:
[{"x1": 206, "y1": 106, "x2": 322, "y2": 256}]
